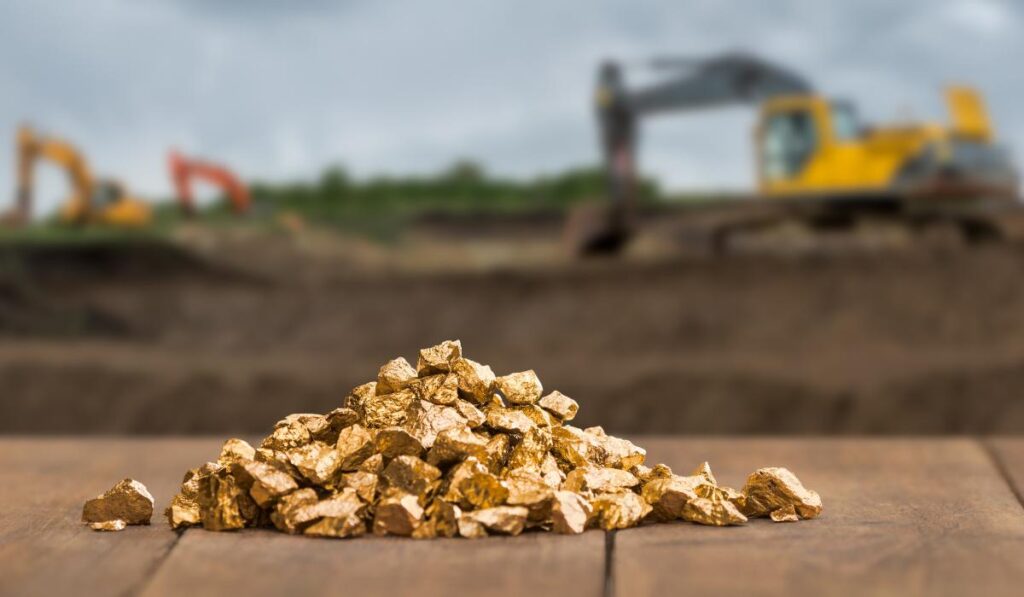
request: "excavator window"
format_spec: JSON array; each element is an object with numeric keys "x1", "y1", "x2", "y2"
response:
[
  {"x1": 831, "y1": 102, "x2": 862, "y2": 142},
  {"x1": 761, "y1": 110, "x2": 817, "y2": 181},
  {"x1": 93, "y1": 181, "x2": 123, "y2": 207}
]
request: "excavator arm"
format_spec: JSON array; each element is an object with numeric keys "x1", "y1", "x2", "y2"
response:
[
  {"x1": 585, "y1": 52, "x2": 812, "y2": 251},
  {"x1": 15, "y1": 125, "x2": 96, "y2": 223},
  {"x1": 168, "y1": 150, "x2": 250, "y2": 216}
]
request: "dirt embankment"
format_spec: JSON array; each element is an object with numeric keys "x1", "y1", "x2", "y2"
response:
[{"x1": 4, "y1": 233, "x2": 1024, "y2": 435}]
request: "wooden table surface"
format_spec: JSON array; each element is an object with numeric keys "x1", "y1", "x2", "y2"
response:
[{"x1": 3, "y1": 437, "x2": 1024, "y2": 597}]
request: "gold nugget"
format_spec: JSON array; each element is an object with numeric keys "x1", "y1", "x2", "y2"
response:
[
  {"x1": 564, "y1": 465, "x2": 639, "y2": 494},
  {"x1": 417, "y1": 340, "x2": 462, "y2": 375},
  {"x1": 461, "y1": 506, "x2": 529, "y2": 536},
  {"x1": 82, "y1": 478, "x2": 154, "y2": 528},
  {"x1": 538, "y1": 391, "x2": 579, "y2": 421},
  {"x1": 551, "y1": 490, "x2": 591, "y2": 534},
  {"x1": 232, "y1": 460, "x2": 298, "y2": 508},
  {"x1": 494, "y1": 370, "x2": 543, "y2": 405},
  {"x1": 373, "y1": 490, "x2": 424, "y2": 536},
  {"x1": 591, "y1": 491, "x2": 651, "y2": 530},
  {"x1": 376, "y1": 427, "x2": 425, "y2": 458},
  {"x1": 377, "y1": 357, "x2": 419, "y2": 394},
  {"x1": 741, "y1": 467, "x2": 823, "y2": 521},
  {"x1": 382, "y1": 455, "x2": 441, "y2": 497},
  {"x1": 198, "y1": 468, "x2": 255, "y2": 531},
  {"x1": 90, "y1": 519, "x2": 127, "y2": 532},
  {"x1": 460, "y1": 471, "x2": 509, "y2": 509},
  {"x1": 484, "y1": 406, "x2": 536, "y2": 435},
  {"x1": 452, "y1": 357, "x2": 495, "y2": 403}
]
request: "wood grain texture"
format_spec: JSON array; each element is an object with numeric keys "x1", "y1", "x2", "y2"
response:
[
  {"x1": 5, "y1": 437, "x2": 1024, "y2": 597},
  {"x1": 141, "y1": 525, "x2": 605, "y2": 597},
  {"x1": 614, "y1": 438, "x2": 1024, "y2": 597},
  {"x1": 0, "y1": 437, "x2": 221, "y2": 597}
]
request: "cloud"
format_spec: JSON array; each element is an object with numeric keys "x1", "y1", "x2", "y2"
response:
[{"x1": 0, "y1": 0, "x2": 1021, "y2": 215}]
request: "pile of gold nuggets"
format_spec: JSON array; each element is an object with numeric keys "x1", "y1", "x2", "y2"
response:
[{"x1": 165, "y1": 340, "x2": 822, "y2": 539}]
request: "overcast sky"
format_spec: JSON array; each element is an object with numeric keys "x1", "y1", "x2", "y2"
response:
[{"x1": 1, "y1": 0, "x2": 1021, "y2": 214}]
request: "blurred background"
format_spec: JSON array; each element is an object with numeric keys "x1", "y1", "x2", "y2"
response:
[{"x1": 2, "y1": 0, "x2": 1024, "y2": 435}]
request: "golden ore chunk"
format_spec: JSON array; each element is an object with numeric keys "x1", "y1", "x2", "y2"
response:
[
  {"x1": 538, "y1": 391, "x2": 579, "y2": 421},
  {"x1": 417, "y1": 340, "x2": 462, "y2": 375},
  {"x1": 740, "y1": 467, "x2": 823, "y2": 521},
  {"x1": 82, "y1": 478, "x2": 154, "y2": 527},
  {"x1": 494, "y1": 370, "x2": 543, "y2": 405}
]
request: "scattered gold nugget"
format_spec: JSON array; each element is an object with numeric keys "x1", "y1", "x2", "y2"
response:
[
  {"x1": 741, "y1": 467, "x2": 823, "y2": 522},
  {"x1": 161, "y1": 340, "x2": 822, "y2": 539},
  {"x1": 90, "y1": 519, "x2": 127, "y2": 532},
  {"x1": 82, "y1": 478, "x2": 154, "y2": 530}
]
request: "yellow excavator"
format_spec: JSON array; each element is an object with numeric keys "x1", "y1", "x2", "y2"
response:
[
  {"x1": 572, "y1": 52, "x2": 1019, "y2": 253},
  {"x1": 9, "y1": 125, "x2": 151, "y2": 228}
]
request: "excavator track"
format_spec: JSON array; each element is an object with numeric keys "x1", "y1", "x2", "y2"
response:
[
  {"x1": 714, "y1": 195, "x2": 1009, "y2": 249},
  {"x1": 570, "y1": 193, "x2": 1024, "y2": 257}
]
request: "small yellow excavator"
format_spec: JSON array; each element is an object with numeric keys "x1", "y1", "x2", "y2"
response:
[
  {"x1": 9, "y1": 125, "x2": 151, "y2": 228},
  {"x1": 571, "y1": 52, "x2": 1019, "y2": 253}
]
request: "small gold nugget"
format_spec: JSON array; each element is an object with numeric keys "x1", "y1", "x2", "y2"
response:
[
  {"x1": 741, "y1": 467, "x2": 823, "y2": 522},
  {"x1": 163, "y1": 340, "x2": 822, "y2": 539},
  {"x1": 83, "y1": 479, "x2": 154, "y2": 531}
]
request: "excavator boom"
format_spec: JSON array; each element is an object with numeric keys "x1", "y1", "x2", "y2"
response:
[
  {"x1": 15, "y1": 125, "x2": 96, "y2": 223},
  {"x1": 168, "y1": 150, "x2": 250, "y2": 216}
]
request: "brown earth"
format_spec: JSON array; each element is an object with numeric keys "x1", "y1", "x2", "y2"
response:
[{"x1": 4, "y1": 216, "x2": 1024, "y2": 435}]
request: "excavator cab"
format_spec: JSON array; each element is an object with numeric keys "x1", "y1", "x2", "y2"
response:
[
  {"x1": 756, "y1": 99, "x2": 821, "y2": 190},
  {"x1": 86, "y1": 181, "x2": 151, "y2": 228},
  {"x1": 756, "y1": 88, "x2": 1016, "y2": 199},
  {"x1": 755, "y1": 95, "x2": 857, "y2": 195}
]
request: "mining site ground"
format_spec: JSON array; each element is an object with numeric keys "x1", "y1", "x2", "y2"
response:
[{"x1": 5, "y1": 212, "x2": 1024, "y2": 435}]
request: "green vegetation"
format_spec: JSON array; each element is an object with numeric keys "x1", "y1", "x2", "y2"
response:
[
  {"x1": 3, "y1": 161, "x2": 666, "y2": 243},
  {"x1": 0, "y1": 223, "x2": 166, "y2": 245},
  {"x1": 244, "y1": 160, "x2": 659, "y2": 235}
]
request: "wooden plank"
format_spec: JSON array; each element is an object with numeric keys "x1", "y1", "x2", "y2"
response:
[
  {"x1": 7, "y1": 437, "x2": 1022, "y2": 596},
  {"x1": 142, "y1": 524, "x2": 606, "y2": 597},
  {"x1": 0, "y1": 437, "x2": 222, "y2": 596},
  {"x1": 614, "y1": 438, "x2": 1024, "y2": 597},
  {"x1": 988, "y1": 437, "x2": 1024, "y2": 502}
]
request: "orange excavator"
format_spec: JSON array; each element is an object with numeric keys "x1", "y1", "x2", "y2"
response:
[{"x1": 167, "y1": 150, "x2": 250, "y2": 216}]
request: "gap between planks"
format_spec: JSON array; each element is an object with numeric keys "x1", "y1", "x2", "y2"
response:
[
  {"x1": 129, "y1": 528, "x2": 189, "y2": 597},
  {"x1": 982, "y1": 439, "x2": 1024, "y2": 512},
  {"x1": 603, "y1": 530, "x2": 616, "y2": 597}
]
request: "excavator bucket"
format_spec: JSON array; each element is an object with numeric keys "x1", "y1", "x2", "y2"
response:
[
  {"x1": 946, "y1": 86, "x2": 992, "y2": 142},
  {"x1": 563, "y1": 201, "x2": 631, "y2": 255}
]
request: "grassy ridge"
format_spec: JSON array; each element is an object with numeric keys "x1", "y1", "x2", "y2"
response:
[
  {"x1": 190, "y1": 160, "x2": 660, "y2": 240},
  {"x1": 246, "y1": 160, "x2": 658, "y2": 219},
  {"x1": 6, "y1": 161, "x2": 663, "y2": 242}
]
